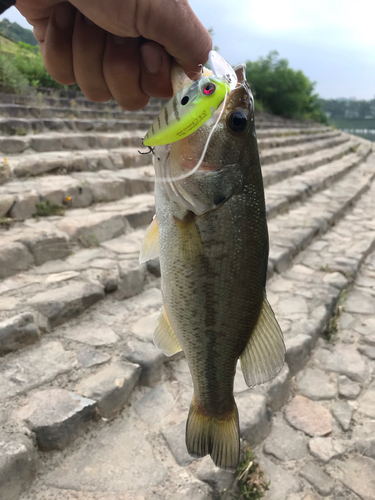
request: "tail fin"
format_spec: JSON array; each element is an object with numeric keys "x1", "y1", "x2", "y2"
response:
[{"x1": 186, "y1": 396, "x2": 240, "y2": 471}]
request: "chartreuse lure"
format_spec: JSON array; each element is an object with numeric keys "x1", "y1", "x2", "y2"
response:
[{"x1": 142, "y1": 75, "x2": 230, "y2": 147}]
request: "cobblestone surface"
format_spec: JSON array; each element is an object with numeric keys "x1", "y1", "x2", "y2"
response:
[{"x1": 0, "y1": 91, "x2": 374, "y2": 500}]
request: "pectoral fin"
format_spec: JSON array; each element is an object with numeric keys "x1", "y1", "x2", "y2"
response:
[
  {"x1": 240, "y1": 293, "x2": 285, "y2": 387},
  {"x1": 174, "y1": 213, "x2": 204, "y2": 262},
  {"x1": 139, "y1": 215, "x2": 159, "y2": 263},
  {"x1": 154, "y1": 306, "x2": 183, "y2": 356}
]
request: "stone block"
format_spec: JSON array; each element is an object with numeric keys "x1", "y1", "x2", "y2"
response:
[
  {"x1": 0, "y1": 241, "x2": 34, "y2": 279},
  {"x1": 114, "y1": 260, "x2": 146, "y2": 300},
  {"x1": 263, "y1": 364, "x2": 291, "y2": 411},
  {"x1": 0, "y1": 341, "x2": 75, "y2": 400},
  {"x1": 63, "y1": 321, "x2": 120, "y2": 346},
  {"x1": 162, "y1": 421, "x2": 194, "y2": 466},
  {"x1": 89, "y1": 179, "x2": 126, "y2": 203},
  {"x1": 0, "y1": 312, "x2": 40, "y2": 354},
  {"x1": 9, "y1": 191, "x2": 39, "y2": 219},
  {"x1": 0, "y1": 137, "x2": 28, "y2": 154},
  {"x1": 338, "y1": 375, "x2": 361, "y2": 399},
  {"x1": 308, "y1": 437, "x2": 345, "y2": 463},
  {"x1": 18, "y1": 389, "x2": 96, "y2": 451},
  {"x1": 263, "y1": 421, "x2": 307, "y2": 461},
  {"x1": 77, "y1": 346, "x2": 111, "y2": 368},
  {"x1": 339, "y1": 457, "x2": 375, "y2": 500},
  {"x1": 314, "y1": 345, "x2": 369, "y2": 382},
  {"x1": 285, "y1": 334, "x2": 313, "y2": 375},
  {"x1": 123, "y1": 339, "x2": 165, "y2": 386},
  {"x1": 0, "y1": 432, "x2": 37, "y2": 500},
  {"x1": 196, "y1": 455, "x2": 235, "y2": 494},
  {"x1": 76, "y1": 361, "x2": 141, "y2": 418},
  {"x1": 258, "y1": 455, "x2": 302, "y2": 500},
  {"x1": 237, "y1": 393, "x2": 271, "y2": 446},
  {"x1": 30, "y1": 136, "x2": 63, "y2": 152},
  {"x1": 129, "y1": 311, "x2": 159, "y2": 342},
  {"x1": 0, "y1": 194, "x2": 15, "y2": 216},
  {"x1": 331, "y1": 401, "x2": 354, "y2": 431},
  {"x1": 57, "y1": 212, "x2": 128, "y2": 246},
  {"x1": 296, "y1": 368, "x2": 337, "y2": 400},
  {"x1": 284, "y1": 395, "x2": 332, "y2": 437},
  {"x1": 353, "y1": 420, "x2": 375, "y2": 459},
  {"x1": 27, "y1": 281, "x2": 105, "y2": 327},
  {"x1": 134, "y1": 385, "x2": 174, "y2": 424},
  {"x1": 17, "y1": 230, "x2": 71, "y2": 266},
  {"x1": 300, "y1": 462, "x2": 334, "y2": 497}
]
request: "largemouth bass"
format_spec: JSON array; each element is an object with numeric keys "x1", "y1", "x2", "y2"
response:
[{"x1": 140, "y1": 64, "x2": 285, "y2": 471}]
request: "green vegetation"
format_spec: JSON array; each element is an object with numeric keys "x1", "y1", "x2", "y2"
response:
[
  {"x1": 0, "y1": 216, "x2": 14, "y2": 229},
  {"x1": 0, "y1": 39, "x2": 79, "y2": 93},
  {"x1": 226, "y1": 447, "x2": 269, "y2": 500},
  {"x1": 33, "y1": 199, "x2": 65, "y2": 218},
  {"x1": 325, "y1": 289, "x2": 347, "y2": 343},
  {"x1": 246, "y1": 51, "x2": 328, "y2": 124},
  {"x1": 319, "y1": 98, "x2": 375, "y2": 120},
  {"x1": 0, "y1": 19, "x2": 38, "y2": 46}
]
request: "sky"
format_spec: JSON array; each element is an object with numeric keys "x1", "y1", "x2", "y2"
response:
[{"x1": 1, "y1": 1, "x2": 374, "y2": 100}]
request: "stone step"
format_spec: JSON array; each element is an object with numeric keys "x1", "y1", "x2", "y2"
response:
[
  {"x1": 1, "y1": 133, "x2": 348, "y2": 190},
  {"x1": 2, "y1": 158, "x2": 375, "y2": 500},
  {"x1": 0, "y1": 115, "x2": 330, "y2": 137},
  {"x1": 0, "y1": 128, "x2": 338, "y2": 157},
  {"x1": 268, "y1": 153, "x2": 375, "y2": 275}
]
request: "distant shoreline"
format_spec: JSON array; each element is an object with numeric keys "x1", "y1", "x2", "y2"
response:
[{"x1": 329, "y1": 118, "x2": 375, "y2": 142}]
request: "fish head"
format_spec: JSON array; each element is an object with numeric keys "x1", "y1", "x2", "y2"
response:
[{"x1": 155, "y1": 75, "x2": 259, "y2": 215}]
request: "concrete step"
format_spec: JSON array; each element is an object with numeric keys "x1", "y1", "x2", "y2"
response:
[{"x1": 1, "y1": 154, "x2": 374, "y2": 500}]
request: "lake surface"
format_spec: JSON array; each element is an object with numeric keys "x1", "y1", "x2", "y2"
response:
[{"x1": 330, "y1": 118, "x2": 375, "y2": 142}]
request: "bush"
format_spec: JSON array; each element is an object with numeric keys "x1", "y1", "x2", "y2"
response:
[
  {"x1": 0, "y1": 52, "x2": 29, "y2": 93},
  {"x1": 246, "y1": 51, "x2": 328, "y2": 124}
]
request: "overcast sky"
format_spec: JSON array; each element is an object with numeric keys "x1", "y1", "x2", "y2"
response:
[{"x1": 1, "y1": 1, "x2": 374, "y2": 100}]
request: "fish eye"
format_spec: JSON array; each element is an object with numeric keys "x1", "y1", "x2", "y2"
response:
[
  {"x1": 181, "y1": 96, "x2": 189, "y2": 105},
  {"x1": 203, "y1": 83, "x2": 216, "y2": 95},
  {"x1": 228, "y1": 110, "x2": 247, "y2": 133}
]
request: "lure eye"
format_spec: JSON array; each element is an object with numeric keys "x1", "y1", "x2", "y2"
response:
[
  {"x1": 228, "y1": 110, "x2": 248, "y2": 133},
  {"x1": 203, "y1": 83, "x2": 216, "y2": 95},
  {"x1": 181, "y1": 96, "x2": 189, "y2": 105}
]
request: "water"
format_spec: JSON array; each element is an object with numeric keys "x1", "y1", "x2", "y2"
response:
[{"x1": 329, "y1": 118, "x2": 375, "y2": 142}]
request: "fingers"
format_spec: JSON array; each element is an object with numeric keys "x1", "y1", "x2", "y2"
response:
[
  {"x1": 72, "y1": 12, "x2": 112, "y2": 102},
  {"x1": 140, "y1": 42, "x2": 173, "y2": 99},
  {"x1": 42, "y1": 2, "x2": 76, "y2": 85},
  {"x1": 103, "y1": 35, "x2": 149, "y2": 110},
  {"x1": 136, "y1": 0, "x2": 212, "y2": 79}
]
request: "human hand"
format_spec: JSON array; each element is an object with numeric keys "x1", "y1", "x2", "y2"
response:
[{"x1": 16, "y1": 0, "x2": 212, "y2": 109}]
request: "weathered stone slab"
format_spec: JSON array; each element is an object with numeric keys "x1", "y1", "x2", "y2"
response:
[
  {"x1": 77, "y1": 346, "x2": 111, "y2": 368},
  {"x1": 296, "y1": 368, "x2": 337, "y2": 400},
  {"x1": 357, "y1": 382, "x2": 375, "y2": 418},
  {"x1": 165, "y1": 479, "x2": 212, "y2": 500},
  {"x1": 113, "y1": 260, "x2": 146, "y2": 300},
  {"x1": 0, "y1": 194, "x2": 15, "y2": 216},
  {"x1": 338, "y1": 375, "x2": 361, "y2": 399},
  {"x1": 57, "y1": 212, "x2": 128, "y2": 246},
  {"x1": 237, "y1": 393, "x2": 271, "y2": 446},
  {"x1": 0, "y1": 311, "x2": 40, "y2": 354},
  {"x1": 134, "y1": 385, "x2": 174, "y2": 424},
  {"x1": 331, "y1": 401, "x2": 354, "y2": 431},
  {"x1": 0, "y1": 341, "x2": 75, "y2": 400},
  {"x1": 284, "y1": 395, "x2": 332, "y2": 436},
  {"x1": 17, "y1": 230, "x2": 71, "y2": 265},
  {"x1": 345, "y1": 291, "x2": 375, "y2": 314},
  {"x1": 9, "y1": 191, "x2": 39, "y2": 219},
  {"x1": 353, "y1": 421, "x2": 375, "y2": 459},
  {"x1": 261, "y1": 364, "x2": 291, "y2": 411},
  {"x1": 300, "y1": 462, "x2": 334, "y2": 497},
  {"x1": 0, "y1": 241, "x2": 34, "y2": 279},
  {"x1": 358, "y1": 344, "x2": 375, "y2": 359},
  {"x1": 285, "y1": 335, "x2": 313, "y2": 375},
  {"x1": 339, "y1": 457, "x2": 375, "y2": 500},
  {"x1": 18, "y1": 389, "x2": 96, "y2": 450},
  {"x1": 308, "y1": 437, "x2": 345, "y2": 463},
  {"x1": 263, "y1": 421, "x2": 307, "y2": 461},
  {"x1": 63, "y1": 321, "x2": 120, "y2": 346},
  {"x1": 314, "y1": 344, "x2": 369, "y2": 382},
  {"x1": 196, "y1": 455, "x2": 235, "y2": 492},
  {"x1": 27, "y1": 281, "x2": 105, "y2": 327},
  {"x1": 259, "y1": 455, "x2": 302, "y2": 500},
  {"x1": 162, "y1": 420, "x2": 195, "y2": 466},
  {"x1": 101, "y1": 230, "x2": 144, "y2": 255},
  {"x1": 44, "y1": 419, "x2": 168, "y2": 492},
  {"x1": 0, "y1": 432, "x2": 37, "y2": 500},
  {"x1": 130, "y1": 311, "x2": 159, "y2": 342},
  {"x1": 123, "y1": 339, "x2": 165, "y2": 386},
  {"x1": 76, "y1": 361, "x2": 141, "y2": 418}
]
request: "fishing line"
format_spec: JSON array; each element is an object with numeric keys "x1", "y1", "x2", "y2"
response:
[{"x1": 133, "y1": 85, "x2": 229, "y2": 184}]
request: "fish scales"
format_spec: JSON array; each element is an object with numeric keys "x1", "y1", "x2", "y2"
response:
[{"x1": 140, "y1": 68, "x2": 284, "y2": 471}]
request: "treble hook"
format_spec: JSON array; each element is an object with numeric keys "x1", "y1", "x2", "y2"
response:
[
  {"x1": 138, "y1": 139, "x2": 155, "y2": 155},
  {"x1": 198, "y1": 64, "x2": 204, "y2": 75}
]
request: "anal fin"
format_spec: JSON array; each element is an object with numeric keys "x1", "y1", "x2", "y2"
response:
[
  {"x1": 240, "y1": 292, "x2": 285, "y2": 387},
  {"x1": 154, "y1": 306, "x2": 183, "y2": 356},
  {"x1": 139, "y1": 215, "x2": 159, "y2": 263}
]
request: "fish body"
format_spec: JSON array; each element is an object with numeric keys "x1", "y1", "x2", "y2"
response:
[
  {"x1": 143, "y1": 76, "x2": 230, "y2": 147},
  {"x1": 140, "y1": 68, "x2": 284, "y2": 471}
]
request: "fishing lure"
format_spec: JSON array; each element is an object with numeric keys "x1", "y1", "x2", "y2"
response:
[{"x1": 142, "y1": 51, "x2": 238, "y2": 147}]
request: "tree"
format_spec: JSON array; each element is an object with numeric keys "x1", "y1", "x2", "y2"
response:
[{"x1": 246, "y1": 51, "x2": 327, "y2": 123}]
